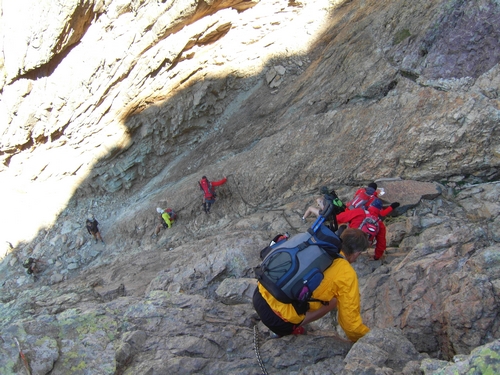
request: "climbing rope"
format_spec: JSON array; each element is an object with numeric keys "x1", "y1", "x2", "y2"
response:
[
  {"x1": 253, "y1": 325, "x2": 268, "y2": 375},
  {"x1": 227, "y1": 174, "x2": 303, "y2": 232}
]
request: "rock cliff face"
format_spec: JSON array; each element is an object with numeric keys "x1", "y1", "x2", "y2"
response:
[{"x1": 1, "y1": 0, "x2": 500, "y2": 374}]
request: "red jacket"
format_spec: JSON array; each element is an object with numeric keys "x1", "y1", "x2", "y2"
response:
[
  {"x1": 346, "y1": 188, "x2": 378, "y2": 210},
  {"x1": 211, "y1": 177, "x2": 227, "y2": 187},
  {"x1": 379, "y1": 205, "x2": 393, "y2": 217},
  {"x1": 336, "y1": 207, "x2": 389, "y2": 259},
  {"x1": 200, "y1": 177, "x2": 227, "y2": 200}
]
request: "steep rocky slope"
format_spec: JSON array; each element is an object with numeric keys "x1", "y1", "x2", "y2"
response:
[{"x1": 1, "y1": 0, "x2": 500, "y2": 374}]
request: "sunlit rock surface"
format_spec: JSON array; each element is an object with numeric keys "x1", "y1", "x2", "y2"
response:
[{"x1": 0, "y1": 0, "x2": 499, "y2": 373}]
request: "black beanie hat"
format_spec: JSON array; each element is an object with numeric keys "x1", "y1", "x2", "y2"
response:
[{"x1": 368, "y1": 182, "x2": 378, "y2": 190}]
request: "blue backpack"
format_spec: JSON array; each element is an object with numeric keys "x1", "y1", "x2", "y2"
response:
[{"x1": 254, "y1": 217, "x2": 343, "y2": 315}]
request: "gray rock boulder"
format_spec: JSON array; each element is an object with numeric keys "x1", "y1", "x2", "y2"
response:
[{"x1": 1, "y1": 0, "x2": 500, "y2": 374}]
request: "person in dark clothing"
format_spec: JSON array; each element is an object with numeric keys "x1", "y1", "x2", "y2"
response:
[
  {"x1": 23, "y1": 257, "x2": 39, "y2": 275},
  {"x1": 86, "y1": 215, "x2": 105, "y2": 244},
  {"x1": 302, "y1": 187, "x2": 344, "y2": 226}
]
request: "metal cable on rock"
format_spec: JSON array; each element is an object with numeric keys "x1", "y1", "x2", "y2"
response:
[
  {"x1": 253, "y1": 325, "x2": 268, "y2": 375},
  {"x1": 228, "y1": 174, "x2": 301, "y2": 232},
  {"x1": 228, "y1": 174, "x2": 261, "y2": 209}
]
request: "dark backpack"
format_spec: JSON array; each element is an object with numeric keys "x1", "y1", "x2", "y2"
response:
[
  {"x1": 319, "y1": 187, "x2": 346, "y2": 215},
  {"x1": 199, "y1": 178, "x2": 216, "y2": 199},
  {"x1": 346, "y1": 187, "x2": 376, "y2": 210},
  {"x1": 23, "y1": 257, "x2": 34, "y2": 268},
  {"x1": 86, "y1": 218, "x2": 99, "y2": 233},
  {"x1": 321, "y1": 191, "x2": 346, "y2": 232},
  {"x1": 331, "y1": 196, "x2": 346, "y2": 215},
  {"x1": 23, "y1": 257, "x2": 35, "y2": 274},
  {"x1": 358, "y1": 211, "x2": 380, "y2": 243},
  {"x1": 255, "y1": 219, "x2": 343, "y2": 315},
  {"x1": 165, "y1": 208, "x2": 177, "y2": 221}
]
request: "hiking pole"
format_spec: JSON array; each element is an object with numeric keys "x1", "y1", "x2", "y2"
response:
[{"x1": 14, "y1": 337, "x2": 31, "y2": 375}]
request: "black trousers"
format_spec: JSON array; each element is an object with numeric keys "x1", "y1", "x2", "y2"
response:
[
  {"x1": 252, "y1": 287, "x2": 297, "y2": 337},
  {"x1": 203, "y1": 199, "x2": 214, "y2": 212}
]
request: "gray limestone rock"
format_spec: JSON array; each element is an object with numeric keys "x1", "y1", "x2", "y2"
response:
[
  {"x1": 1, "y1": 0, "x2": 500, "y2": 374},
  {"x1": 215, "y1": 277, "x2": 257, "y2": 305},
  {"x1": 376, "y1": 180, "x2": 442, "y2": 213}
]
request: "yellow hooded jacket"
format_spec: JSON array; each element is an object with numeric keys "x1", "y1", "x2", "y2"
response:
[
  {"x1": 258, "y1": 253, "x2": 369, "y2": 342},
  {"x1": 161, "y1": 212, "x2": 173, "y2": 228}
]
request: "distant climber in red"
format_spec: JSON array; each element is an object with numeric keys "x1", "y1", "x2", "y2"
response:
[{"x1": 199, "y1": 175, "x2": 227, "y2": 214}]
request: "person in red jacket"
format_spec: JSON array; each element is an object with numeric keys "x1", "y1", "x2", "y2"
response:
[
  {"x1": 346, "y1": 182, "x2": 380, "y2": 211},
  {"x1": 337, "y1": 199, "x2": 399, "y2": 260},
  {"x1": 199, "y1": 176, "x2": 227, "y2": 214}
]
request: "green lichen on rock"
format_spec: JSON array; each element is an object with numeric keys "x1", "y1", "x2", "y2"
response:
[
  {"x1": 56, "y1": 308, "x2": 118, "y2": 336},
  {"x1": 0, "y1": 357, "x2": 17, "y2": 375},
  {"x1": 467, "y1": 344, "x2": 500, "y2": 375},
  {"x1": 393, "y1": 28, "x2": 411, "y2": 45},
  {"x1": 50, "y1": 308, "x2": 119, "y2": 374},
  {"x1": 71, "y1": 360, "x2": 87, "y2": 371},
  {"x1": 421, "y1": 340, "x2": 500, "y2": 374}
]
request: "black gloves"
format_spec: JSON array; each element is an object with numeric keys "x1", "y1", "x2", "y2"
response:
[{"x1": 390, "y1": 202, "x2": 400, "y2": 209}]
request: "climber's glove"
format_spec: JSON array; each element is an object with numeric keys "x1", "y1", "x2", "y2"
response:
[{"x1": 390, "y1": 202, "x2": 400, "y2": 209}]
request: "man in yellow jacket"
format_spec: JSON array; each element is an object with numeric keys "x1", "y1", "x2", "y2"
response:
[{"x1": 253, "y1": 228, "x2": 370, "y2": 342}]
